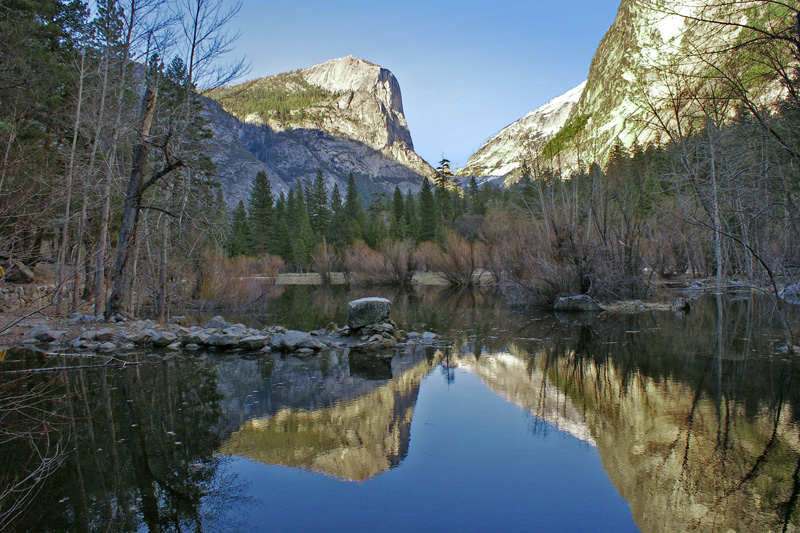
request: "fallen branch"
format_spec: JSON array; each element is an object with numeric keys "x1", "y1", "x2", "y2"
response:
[{"x1": 0, "y1": 361, "x2": 152, "y2": 375}]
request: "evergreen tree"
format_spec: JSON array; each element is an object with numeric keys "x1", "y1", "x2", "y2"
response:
[
  {"x1": 418, "y1": 178, "x2": 438, "y2": 242},
  {"x1": 308, "y1": 170, "x2": 330, "y2": 237},
  {"x1": 344, "y1": 172, "x2": 363, "y2": 243},
  {"x1": 390, "y1": 186, "x2": 406, "y2": 239},
  {"x1": 228, "y1": 200, "x2": 252, "y2": 256},
  {"x1": 435, "y1": 182, "x2": 453, "y2": 222},
  {"x1": 404, "y1": 190, "x2": 419, "y2": 240},
  {"x1": 293, "y1": 208, "x2": 314, "y2": 270},
  {"x1": 248, "y1": 170, "x2": 275, "y2": 255},
  {"x1": 328, "y1": 183, "x2": 346, "y2": 247},
  {"x1": 469, "y1": 177, "x2": 487, "y2": 215}
]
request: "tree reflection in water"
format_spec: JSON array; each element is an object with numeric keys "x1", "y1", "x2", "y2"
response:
[
  {"x1": 0, "y1": 351, "x2": 252, "y2": 531},
  {"x1": 1, "y1": 287, "x2": 798, "y2": 531}
]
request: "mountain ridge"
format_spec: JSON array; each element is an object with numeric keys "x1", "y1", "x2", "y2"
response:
[{"x1": 205, "y1": 56, "x2": 435, "y2": 207}]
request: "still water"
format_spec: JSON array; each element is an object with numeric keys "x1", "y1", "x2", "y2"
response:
[{"x1": 1, "y1": 286, "x2": 799, "y2": 532}]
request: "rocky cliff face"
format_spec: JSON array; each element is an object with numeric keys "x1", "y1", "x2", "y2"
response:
[
  {"x1": 461, "y1": 0, "x2": 779, "y2": 179},
  {"x1": 204, "y1": 56, "x2": 435, "y2": 207},
  {"x1": 457, "y1": 82, "x2": 585, "y2": 181}
]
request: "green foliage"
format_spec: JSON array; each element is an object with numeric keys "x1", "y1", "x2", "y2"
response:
[
  {"x1": 538, "y1": 114, "x2": 592, "y2": 162},
  {"x1": 207, "y1": 70, "x2": 339, "y2": 124},
  {"x1": 248, "y1": 171, "x2": 275, "y2": 255},
  {"x1": 228, "y1": 201, "x2": 252, "y2": 256}
]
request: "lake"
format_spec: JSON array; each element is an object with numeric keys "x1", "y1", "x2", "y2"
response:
[{"x1": 1, "y1": 285, "x2": 799, "y2": 532}]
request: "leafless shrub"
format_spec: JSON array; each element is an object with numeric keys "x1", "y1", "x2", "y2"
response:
[
  {"x1": 426, "y1": 230, "x2": 483, "y2": 286},
  {"x1": 311, "y1": 243, "x2": 337, "y2": 285},
  {"x1": 380, "y1": 239, "x2": 418, "y2": 287},
  {"x1": 341, "y1": 240, "x2": 418, "y2": 286},
  {"x1": 196, "y1": 252, "x2": 284, "y2": 308}
]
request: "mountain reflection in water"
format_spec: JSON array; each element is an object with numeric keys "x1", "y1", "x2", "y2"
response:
[{"x1": 1, "y1": 286, "x2": 799, "y2": 531}]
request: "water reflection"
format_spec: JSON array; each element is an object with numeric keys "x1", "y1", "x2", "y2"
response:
[
  {"x1": 220, "y1": 349, "x2": 441, "y2": 482},
  {"x1": 1, "y1": 287, "x2": 799, "y2": 531}
]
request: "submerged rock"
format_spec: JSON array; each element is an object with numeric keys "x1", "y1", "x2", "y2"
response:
[
  {"x1": 553, "y1": 295, "x2": 603, "y2": 312},
  {"x1": 347, "y1": 297, "x2": 391, "y2": 329}
]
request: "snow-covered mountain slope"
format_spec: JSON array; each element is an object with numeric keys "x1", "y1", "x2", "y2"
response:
[
  {"x1": 457, "y1": 82, "x2": 586, "y2": 180},
  {"x1": 461, "y1": 0, "x2": 786, "y2": 181}
]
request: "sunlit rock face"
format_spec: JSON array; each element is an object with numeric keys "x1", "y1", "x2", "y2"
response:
[
  {"x1": 461, "y1": 0, "x2": 785, "y2": 179},
  {"x1": 448, "y1": 345, "x2": 800, "y2": 532},
  {"x1": 547, "y1": 352, "x2": 800, "y2": 533},
  {"x1": 204, "y1": 56, "x2": 435, "y2": 207},
  {"x1": 457, "y1": 82, "x2": 585, "y2": 182},
  {"x1": 452, "y1": 349, "x2": 596, "y2": 445},
  {"x1": 218, "y1": 351, "x2": 441, "y2": 481}
]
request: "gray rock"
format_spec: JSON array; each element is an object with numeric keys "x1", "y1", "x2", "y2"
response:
[
  {"x1": 99, "y1": 342, "x2": 117, "y2": 352},
  {"x1": 421, "y1": 331, "x2": 437, "y2": 340},
  {"x1": 69, "y1": 314, "x2": 98, "y2": 324},
  {"x1": 182, "y1": 331, "x2": 211, "y2": 345},
  {"x1": 553, "y1": 295, "x2": 603, "y2": 312},
  {"x1": 236, "y1": 335, "x2": 270, "y2": 350},
  {"x1": 204, "y1": 315, "x2": 229, "y2": 329},
  {"x1": 206, "y1": 332, "x2": 245, "y2": 348},
  {"x1": 119, "y1": 331, "x2": 151, "y2": 345},
  {"x1": 407, "y1": 332, "x2": 421, "y2": 339},
  {"x1": 94, "y1": 328, "x2": 115, "y2": 342},
  {"x1": 184, "y1": 343, "x2": 200, "y2": 350},
  {"x1": 26, "y1": 325, "x2": 51, "y2": 338},
  {"x1": 270, "y1": 330, "x2": 325, "y2": 352},
  {"x1": 780, "y1": 283, "x2": 800, "y2": 305},
  {"x1": 347, "y1": 297, "x2": 391, "y2": 329},
  {"x1": 35, "y1": 329, "x2": 67, "y2": 343},
  {"x1": 5, "y1": 261, "x2": 35, "y2": 283},
  {"x1": 152, "y1": 332, "x2": 179, "y2": 347},
  {"x1": 294, "y1": 348, "x2": 316, "y2": 357},
  {"x1": 166, "y1": 342, "x2": 183, "y2": 350}
]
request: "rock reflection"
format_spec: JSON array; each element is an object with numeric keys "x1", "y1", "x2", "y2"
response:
[
  {"x1": 219, "y1": 349, "x2": 442, "y2": 481},
  {"x1": 442, "y1": 291, "x2": 800, "y2": 532}
]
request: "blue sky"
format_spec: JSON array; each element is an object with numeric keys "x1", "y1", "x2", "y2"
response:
[{"x1": 230, "y1": 0, "x2": 622, "y2": 168}]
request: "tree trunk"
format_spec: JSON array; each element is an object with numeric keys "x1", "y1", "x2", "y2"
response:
[{"x1": 106, "y1": 83, "x2": 158, "y2": 317}]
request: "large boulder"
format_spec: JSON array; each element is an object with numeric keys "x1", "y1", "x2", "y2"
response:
[
  {"x1": 347, "y1": 297, "x2": 391, "y2": 329},
  {"x1": 204, "y1": 315, "x2": 229, "y2": 329},
  {"x1": 4, "y1": 261, "x2": 35, "y2": 284},
  {"x1": 553, "y1": 295, "x2": 603, "y2": 312},
  {"x1": 270, "y1": 330, "x2": 325, "y2": 352},
  {"x1": 781, "y1": 284, "x2": 800, "y2": 305}
]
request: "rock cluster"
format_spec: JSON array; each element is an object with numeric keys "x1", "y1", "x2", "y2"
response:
[
  {"x1": 1, "y1": 285, "x2": 56, "y2": 313},
  {"x1": 15, "y1": 298, "x2": 443, "y2": 360}
]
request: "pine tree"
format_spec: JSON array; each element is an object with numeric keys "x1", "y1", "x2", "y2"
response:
[
  {"x1": 469, "y1": 177, "x2": 487, "y2": 215},
  {"x1": 248, "y1": 170, "x2": 274, "y2": 255},
  {"x1": 435, "y1": 182, "x2": 453, "y2": 223},
  {"x1": 390, "y1": 186, "x2": 406, "y2": 239},
  {"x1": 308, "y1": 170, "x2": 330, "y2": 237},
  {"x1": 328, "y1": 182, "x2": 346, "y2": 247},
  {"x1": 293, "y1": 208, "x2": 314, "y2": 270},
  {"x1": 404, "y1": 190, "x2": 419, "y2": 240},
  {"x1": 418, "y1": 178, "x2": 438, "y2": 242},
  {"x1": 228, "y1": 200, "x2": 252, "y2": 256},
  {"x1": 344, "y1": 173, "x2": 363, "y2": 243}
]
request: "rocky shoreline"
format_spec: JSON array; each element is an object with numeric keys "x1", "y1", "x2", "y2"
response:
[{"x1": 1, "y1": 297, "x2": 441, "y2": 361}]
